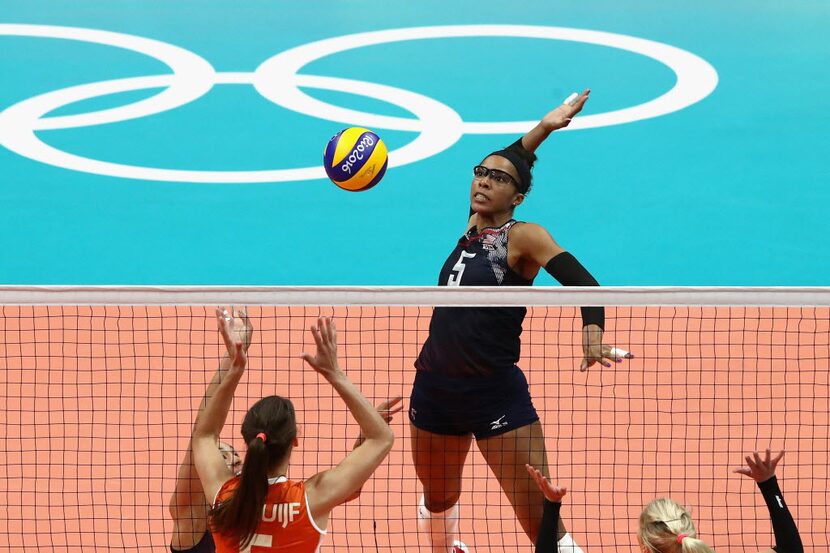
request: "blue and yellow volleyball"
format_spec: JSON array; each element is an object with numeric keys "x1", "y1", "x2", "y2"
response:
[{"x1": 323, "y1": 127, "x2": 388, "y2": 191}]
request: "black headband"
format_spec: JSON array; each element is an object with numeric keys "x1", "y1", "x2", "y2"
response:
[{"x1": 487, "y1": 139, "x2": 536, "y2": 194}]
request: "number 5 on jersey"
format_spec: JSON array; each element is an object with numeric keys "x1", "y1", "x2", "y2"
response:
[{"x1": 447, "y1": 251, "x2": 476, "y2": 286}]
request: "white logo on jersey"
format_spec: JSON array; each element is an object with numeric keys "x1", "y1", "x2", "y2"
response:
[{"x1": 262, "y1": 502, "x2": 301, "y2": 527}]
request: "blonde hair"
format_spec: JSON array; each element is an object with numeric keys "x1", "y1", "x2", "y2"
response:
[{"x1": 638, "y1": 498, "x2": 715, "y2": 553}]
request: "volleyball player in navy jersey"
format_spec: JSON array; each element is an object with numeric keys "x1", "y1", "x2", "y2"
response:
[
  {"x1": 528, "y1": 450, "x2": 803, "y2": 553},
  {"x1": 410, "y1": 90, "x2": 633, "y2": 553}
]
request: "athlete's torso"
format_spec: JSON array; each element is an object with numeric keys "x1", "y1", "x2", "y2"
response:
[
  {"x1": 211, "y1": 476, "x2": 325, "y2": 553},
  {"x1": 416, "y1": 219, "x2": 533, "y2": 377}
]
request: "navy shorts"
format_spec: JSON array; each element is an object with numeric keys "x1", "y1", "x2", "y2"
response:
[
  {"x1": 408, "y1": 365, "x2": 539, "y2": 440},
  {"x1": 171, "y1": 532, "x2": 215, "y2": 553}
]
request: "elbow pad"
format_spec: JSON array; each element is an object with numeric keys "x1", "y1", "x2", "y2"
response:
[{"x1": 545, "y1": 253, "x2": 604, "y2": 330}]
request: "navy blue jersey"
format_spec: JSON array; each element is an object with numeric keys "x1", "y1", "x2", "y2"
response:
[{"x1": 416, "y1": 219, "x2": 533, "y2": 377}]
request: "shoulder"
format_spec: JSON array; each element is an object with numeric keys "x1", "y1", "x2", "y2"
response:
[
  {"x1": 509, "y1": 222, "x2": 555, "y2": 245},
  {"x1": 214, "y1": 475, "x2": 241, "y2": 506},
  {"x1": 508, "y1": 221, "x2": 565, "y2": 266},
  {"x1": 284, "y1": 479, "x2": 307, "y2": 494}
]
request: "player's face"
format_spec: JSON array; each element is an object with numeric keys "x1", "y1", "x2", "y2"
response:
[
  {"x1": 470, "y1": 155, "x2": 524, "y2": 214},
  {"x1": 218, "y1": 441, "x2": 242, "y2": 474}
]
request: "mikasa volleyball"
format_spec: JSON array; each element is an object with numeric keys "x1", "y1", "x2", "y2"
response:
[{"x1": 323, "y1": 127, "x2": 388, "y2": 191}]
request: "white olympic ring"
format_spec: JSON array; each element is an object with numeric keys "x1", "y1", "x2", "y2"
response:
[
  {"x1": 255, "y1": 25, "x2": 719, "y2": 134},
  {"x1": 0, "y1": 24, "x2": 718, "y2": 183}
]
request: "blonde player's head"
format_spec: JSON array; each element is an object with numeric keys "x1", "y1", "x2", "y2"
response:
[
  {"x1": 211, "y1": 395, "x2": 297, "y2": 548},
  {"x1": 637, "y1": 498, "x2": 715, "y2": 553}
]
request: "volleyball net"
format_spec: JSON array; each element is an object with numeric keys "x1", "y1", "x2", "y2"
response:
[{"x1": 0, "y1": 286, "x2": 827, "y2": 552}]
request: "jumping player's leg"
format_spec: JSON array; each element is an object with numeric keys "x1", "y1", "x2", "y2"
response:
[
  {"x1": 477, "y1": 421, "x2": 581, "y2": 551},
  {"x1": 476, "y1": 420, "x2": 556, "y2": 540},
  {"x1": 411, "y1": 423, "x2": 472, "y2": 552}
]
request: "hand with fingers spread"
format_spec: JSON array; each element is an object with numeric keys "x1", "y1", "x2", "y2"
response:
[
  {"x1": 353, "y1": 396, "x2": 404, "y2": 449},
  {"x1": 226, "y1": 306, "x2": 253, "y2": 352},
  {"x1": 300, "y1": 317, "x2": 343, "y2": 382},
  {"x1": 539, "y1": 89, "x2": 590, "y2": 132},
  {"x1": 735, "y1": 449, "x2": 785, "y2": 483},
  {"x1": 526, "y1": 464, "x2": 567, "y2": 503},
  {"x1": 215, "y1": 307, "x2": 249, "y2": 375}
]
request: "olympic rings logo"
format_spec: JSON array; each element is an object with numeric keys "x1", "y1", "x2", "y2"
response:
[{"x1": 0, "y1": 24, "x2": 718, "y2": 183}]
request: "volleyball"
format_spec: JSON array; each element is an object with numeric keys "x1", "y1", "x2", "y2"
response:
[{"x1": 323, "y1": 127, "x2": 388, "y2": 191}]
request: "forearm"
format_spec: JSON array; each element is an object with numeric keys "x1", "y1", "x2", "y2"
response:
[
  {"x1": 757, "y1": 476, "x2": 803, "y2": 553},
  {"x1": 535, "y1": 499, "x2": 561, "y2": 553},
  {"x1": 328, "y1": 373, "x2": 393, "y2": 444},
  {"x1": 192, "y1": 354, "x2": 232, "y2": 429},
  {"x1": 521, "y1": 123, "x2": 553, "y2": 154},
  {"x1": 173, "y1": 354, "x2": 233, "y2": 510},
  {"x1": 192, "y1": 369, "x2": 243, "y2": 440},
  {"x1": 170, "y1": 447, "x2": 202, "y2": 512}
]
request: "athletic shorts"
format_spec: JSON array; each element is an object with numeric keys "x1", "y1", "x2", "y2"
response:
[
  {"x1": 408, "y1": 365, "x2": 539, "y2": 440},
  {"x1": 171, "y1": 531, "x2": 215, "y2": 553}
]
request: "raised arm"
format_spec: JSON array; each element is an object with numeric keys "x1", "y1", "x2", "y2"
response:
[
  {"x1": 302, "y1": 317, "x2": 395, "y2": 522},
  {"x1": 191, "y1": 308, "x2": 250, "y2": 507},
  {"x1": 169, "y1": 308, "x2": 251, "y2": 549},
  {"x1": 169, "y1": 354, "x2": 232, "y2": 549},
  {"x1": 520, "y1": 89, "x2": 590, "y2": 153},
  {"x1": 734, "y1": 450, "x2": 804, "y2": 553},
  {"x1": 344, "y1": 396, "x2": 403, "y2": 502}
]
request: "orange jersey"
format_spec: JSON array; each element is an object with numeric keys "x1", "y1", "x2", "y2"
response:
[{"x1": 211, "y1": 476, "x2": 326, "y2": 553}]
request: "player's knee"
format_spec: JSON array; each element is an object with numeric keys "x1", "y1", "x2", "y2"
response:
[{"x1": 423, "y1": 493, "x2": 461, "y2": 513}]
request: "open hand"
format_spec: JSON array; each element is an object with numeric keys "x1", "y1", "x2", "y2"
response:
[
  {"x1": 526, "y1": 464, "x2": 567, "y2": 503},
  {"x1": 540, "y1": 89, "x2": 590, "y2": 132},
  {"x1": 216, "y1": 307, "x2": 249, "y2": 374},
  {"x1": 734, "y1": 449, "x2": 784, "y2": 483},
  {"x1": 353, "y1": 396, "x2": 404, "y2": 448},
  {"x1": 301, "y1": 317, "x2": 342, "y2": 380}
]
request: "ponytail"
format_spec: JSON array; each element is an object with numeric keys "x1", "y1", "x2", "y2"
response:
[
  {"x1": 679, "y1": 535, "x2": 716, "y2": 553},
  {"x1": 210, "y1": 396, "x2": 297, "y2": 548},
  {"x1": 639, "y1": 498, "x2": 715, "y2": 553},
  {"x1": 211, "y1": 435, "x2": 270, "y2": 548}
]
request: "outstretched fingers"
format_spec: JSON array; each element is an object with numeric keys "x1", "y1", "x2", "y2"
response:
[
  {"x1": 377, "y1": 396, "x2": 404, "y2": 422},
  {"x1": 733, "y1": 449, "x2": 785, "y2": 482},
  {"x1": 215, "y1": 307, "x2": 234, "y2": 354},
  {"x1": 770, "y1": 449, "x2": 785, "y2": 470},
  {"x1": 525, "y1": 464, "x2": 567, "y2": 502},
  {"x1": 301, "y1": 317, "x2": 340, "y2": 377}
]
